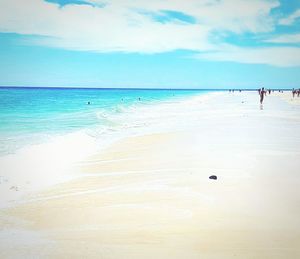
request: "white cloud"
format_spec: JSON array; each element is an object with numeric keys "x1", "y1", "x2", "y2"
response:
[
  {"x1": 278, "y1": 9, "x2": 300, "y2": 25},
  {"x1": 0, "y1": 0, "x2": 214, "y2": 52},
  {"x1": 2, "y1": 0, "x2": 300, "y2": 67},
  {"x1": 0, "y1": 0, "x2": 279, "y2": 52},
  {"x1": 197, "y1": 45, "x2": 300, "y2": 67},
  {"x1": 265, "y1": 33, "x2": 300, "y2": 44}
]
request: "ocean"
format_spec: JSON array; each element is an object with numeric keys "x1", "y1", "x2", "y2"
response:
[{"x1": 0, "y1": 87, "x2": 211, "y2": 156}]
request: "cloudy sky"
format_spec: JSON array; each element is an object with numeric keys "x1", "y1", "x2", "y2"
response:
[{"x1": 0, "y1": 0, "x2": 299, "y2": 88}]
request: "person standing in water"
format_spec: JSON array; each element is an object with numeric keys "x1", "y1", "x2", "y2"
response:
[{"x1": 260, "y1": 87, "x2": 266, "y2": 104}]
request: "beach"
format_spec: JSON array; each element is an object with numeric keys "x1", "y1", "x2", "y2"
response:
[{"x1": 0, "y1": 91, "x2": 300, "y2": 258}]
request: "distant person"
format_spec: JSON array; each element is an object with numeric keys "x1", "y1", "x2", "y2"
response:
[
  {"x1": 298, "y1": 89, "x2": 300, "y2": 97},
  {"x1": 292, "y1": 88, "x2": 295, "y2": 98},
  {"x1": 87, "y1": 101, "x2": 91, "y2": 105},
  {"x1": 260, "y1": 87, "x2": 266, "y2": 104},
  {"x1": 268, "y1": 89, "x2": 271, "y2": 94}
]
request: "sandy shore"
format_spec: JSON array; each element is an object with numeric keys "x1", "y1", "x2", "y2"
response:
[{"x1": 0, "y1": 91, "x2": 300, "y2": 258}]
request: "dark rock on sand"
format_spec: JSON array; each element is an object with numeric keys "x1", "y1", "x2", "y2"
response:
[{"x1": 209, "y1": 175, "x2": 217, "y2": 180}]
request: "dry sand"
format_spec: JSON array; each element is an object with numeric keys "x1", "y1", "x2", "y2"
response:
[{"x1": 0, "y1": 91, "x2": 300, "y2": 259}]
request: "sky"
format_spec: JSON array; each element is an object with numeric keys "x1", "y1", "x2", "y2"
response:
[{"x1": 0, "y1": 0, "x2": 300, "y2": 89}]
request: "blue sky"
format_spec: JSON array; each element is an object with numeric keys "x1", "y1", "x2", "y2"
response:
[{"x1": 0, "y1": 0, "x2": 300, "y2": 89}]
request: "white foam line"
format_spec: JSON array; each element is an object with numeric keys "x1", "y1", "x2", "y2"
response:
[
  {"x1": 20, "y1": 180, "x2": 168, "y2": 204},
  {"x1": 77, "y1": 157, "x2": 138, "y2": 165},
  {"x1": 21, "y1": 178, "x2": 213, "y2": 206},
  {"x1": 80, "y1": 166, "x2": 240, "y2": 178},
  {"x1": 81, "y1": 167, "x2": 201, "y2": 177},
  {"x1": 18, "y1": 167, "x2": 236, "y2": 205},
  {"x1": 17, "y1": 167, "x2": 203, "y2": 204}
]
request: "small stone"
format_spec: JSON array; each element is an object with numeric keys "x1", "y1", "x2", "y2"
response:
[{"x1": 209, "y1": 175, "x2": 217, "y2": 180}]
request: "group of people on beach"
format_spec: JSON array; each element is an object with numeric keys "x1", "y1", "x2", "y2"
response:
[
  {"x1": 229, "y1": 89, "x2": 242, "y2": 93},
  {"x1": 258, "y1": 87, "x2": 300, "y2": 104},
  {"x1": 229, "y1": 87, "x2": 300, "y2": 105},
  {"x1": 292, "y1": 88, "x2": 300, "y2": 98}
]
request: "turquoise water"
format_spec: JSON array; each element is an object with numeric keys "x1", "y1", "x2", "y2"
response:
[{"x1": 0, "y1": 87, "x2": 210, "y2": 155}]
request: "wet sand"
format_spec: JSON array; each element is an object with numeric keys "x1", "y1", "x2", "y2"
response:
[
  {"x1": 272, "y1": 91, "x2": 300, "y2": 105},
  {"x1": 0, "y1": 91, "x2": 300, "y2": 258}
]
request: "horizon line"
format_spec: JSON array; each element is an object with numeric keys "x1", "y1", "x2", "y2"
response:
[{"x1": 0, "y1": 86, "x2": 294, "y2": 91}]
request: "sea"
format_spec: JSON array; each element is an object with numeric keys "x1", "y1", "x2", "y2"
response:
[{"x1": 0, "y1": 87, "x2": 214, "y2": 157}]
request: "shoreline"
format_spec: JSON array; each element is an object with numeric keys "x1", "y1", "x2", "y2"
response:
[
  {"x1": 0, "y1": 91, "x2": 220, "y2": 208},
  {"x1": 0, "y1": 91, "x2": 300, "y2": 258}
]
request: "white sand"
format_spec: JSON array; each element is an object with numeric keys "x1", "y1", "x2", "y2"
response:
[
  {"x1": 0, "y1": 131, "x2": 98, "y2": 208},
  {"x1": 0, "y1": 91, "x2": 300, "y2": 258}
]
